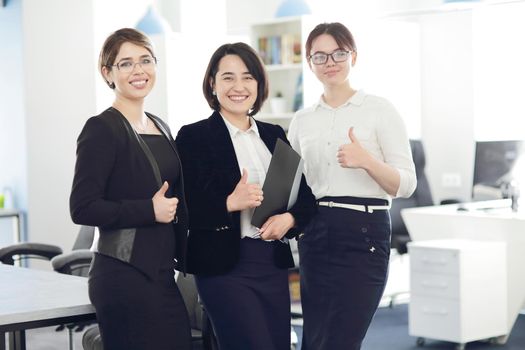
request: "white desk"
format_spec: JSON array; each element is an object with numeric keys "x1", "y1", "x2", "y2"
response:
[
  {"x1": 0, "y1": 264, "x2": 96, "y2": 350},
  {"x1": 402, "y1": 199, "x2": 525, "y2": 343}
]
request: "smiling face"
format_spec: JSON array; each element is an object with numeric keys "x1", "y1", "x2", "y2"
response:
[
  {"x1": 309, "y1": 33, "x2": 356, "y2": 88},
  {"x1": 212, "y1": 54, "x2": 258, "y2": 120},
  {"x1": 102, "y1": 42, "x2": 156, "y2": 103}
]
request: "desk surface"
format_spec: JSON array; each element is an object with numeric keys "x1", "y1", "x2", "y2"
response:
[{"x1": 0, "y1": 264, "x2": 95, "y2": 332}]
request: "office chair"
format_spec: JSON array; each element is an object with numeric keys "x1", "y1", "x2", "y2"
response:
[
  {"x1": 390, "y1": 139, "x2": 434, "y2": 255},
  {"x1": 0, "y1": 242, "x2": 63, "y2": 265},
  {"x1": 0, "y1": 225, "x2": 95, "y2": 266},
  {"x1": 383, "y1": 140, "x2": 434, "y2": 308},
  {"x1": 82, "y1": 273, "x2": 218, "y2": 350},
  {"x1": 177, "y1": 273, "x2": 218, "y2": 350}
]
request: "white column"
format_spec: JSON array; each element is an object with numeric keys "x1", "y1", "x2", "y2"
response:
[
  {"x1": 22, "y1": 0, "x2": 98, "y2": 249},
  {"x1": 420, "y1": 11, "x2": 475, "y2": 203}
]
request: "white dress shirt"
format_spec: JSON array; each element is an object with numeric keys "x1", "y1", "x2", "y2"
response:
[
  {"x1": 288, "y1": 89, "x2": 416, "y2": 201},
  {"x1": 222, "y1": 115, "x2": 272, "y2": 238}
]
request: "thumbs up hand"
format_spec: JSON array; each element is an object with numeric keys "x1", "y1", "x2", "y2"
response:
[
  {"x1": 336, "y1": 127, "x2": 371, "y2": 169},
  {"x1": 226, "y1": 169, "x2": 264, "y2": 212},
  {"x1": 153, "y1": 181, "x2": 179, "y2": 223}
]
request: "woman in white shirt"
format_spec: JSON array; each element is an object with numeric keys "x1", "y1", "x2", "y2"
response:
[{"x1": 288, "y1": 22, "x2": 417, "y2": 350}]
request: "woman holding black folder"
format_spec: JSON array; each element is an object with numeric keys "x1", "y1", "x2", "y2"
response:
[
  {"x1": 175, "y1": 42, "x2": 315, "y2": 350},
  {"x1": 288, "y1": 22, "x2": 417, "y2": 349}
]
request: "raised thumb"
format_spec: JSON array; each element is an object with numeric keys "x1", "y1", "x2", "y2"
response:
[
  {"x1": 348, "y1": 127, "x2": 358, "y2": 143},
  {"x1": 157, "y1": 181, "x2": 169, "y2": 197},
  {"x1": 240, "y1": 168, "x2": 248, "y2": 184}
]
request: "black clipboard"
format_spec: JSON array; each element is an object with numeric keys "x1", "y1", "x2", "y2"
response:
[{"x1": 251, "y1": 138, "x2": 303, "y2": 228}]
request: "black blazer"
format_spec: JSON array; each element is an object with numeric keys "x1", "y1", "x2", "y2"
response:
[
  {"x1": 175, "y1": 111, "x2": 315, "y2": 276},
  {"x1": 70, "y1": 107, "x2": 188, "y2": 279}
]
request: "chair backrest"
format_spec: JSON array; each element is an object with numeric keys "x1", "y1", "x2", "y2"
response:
[
  {"x1": 51, "y1": 249, "x2": 93, "y2": 276},
  {"x1": 72, "y1": 225, "x2": 95, "y2": 250},
  {"x1": 176, "y1": 273, "x2": 203, "y2": 331},
  {"x1": 390, "y1": 140, "x2": 434, "y2": 254}
]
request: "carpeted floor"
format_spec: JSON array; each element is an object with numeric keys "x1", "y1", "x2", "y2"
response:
[
  {"x1": 362, "y1": 304, "x2": 525, "y2": 350},
  {"x1": 10, "y1": 304, "x2": 525, "y2": 349},
  {"x1": 292, "y1": 304, "x2": 524, "y2": 350}
]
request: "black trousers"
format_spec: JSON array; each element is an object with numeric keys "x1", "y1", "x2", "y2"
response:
[
  {"x1": 195, "y1": 238, "x2": 290, "y2": 350},
  {"x1": 299, "y1": 196, "x2": 391, "y2": 350},
  {"x1": 88, "y1": 254, "x2": 191, "y2": 350}
]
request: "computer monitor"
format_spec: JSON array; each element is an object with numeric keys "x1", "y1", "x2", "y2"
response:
[{"x1": 472, "y1": 140, "x2": 524, "y2": 201}]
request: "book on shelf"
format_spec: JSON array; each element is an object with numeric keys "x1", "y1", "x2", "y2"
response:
[{"x1": 257, "y1": 34, "x2": 302, "y2": 66}]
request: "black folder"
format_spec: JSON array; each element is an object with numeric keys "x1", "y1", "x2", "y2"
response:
[{"x1": 251, "y1": 138, "x2": 303, "y2": 228}]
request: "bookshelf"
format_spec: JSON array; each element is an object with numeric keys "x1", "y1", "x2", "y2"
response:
[{"x1": 250, "y1": 16, "x2": 320, "y2": 130}]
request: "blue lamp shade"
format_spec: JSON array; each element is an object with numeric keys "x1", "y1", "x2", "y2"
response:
[
  {"x1": 275, "y1": 0, "x2": 311, "y2": 18},
  {"x1": 136, "y1": 6, "x2": 172, "y2": 35}
]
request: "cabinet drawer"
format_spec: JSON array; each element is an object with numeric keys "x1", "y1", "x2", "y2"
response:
[
  {"x1": 410, "y1": 271, "x2": 459, "y2": 299},
  {"x1": 409, "y1": 296, "x2": 460, "y2": 342},
  {"x1": 409, "y1": 246, "x2": 459, "y2": 274}
]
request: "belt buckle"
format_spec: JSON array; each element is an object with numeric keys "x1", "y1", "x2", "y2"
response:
[{"x1": 328, "y1": 201, "x2": 334, "y2": 208}]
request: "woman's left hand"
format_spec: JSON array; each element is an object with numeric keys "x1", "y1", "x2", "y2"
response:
[
  {"x1": 259, "y1": 213, "x2": 295, "y2": 241},
  {"x1": 337, "y1": 127, "x2": 371, "y2": 169}
]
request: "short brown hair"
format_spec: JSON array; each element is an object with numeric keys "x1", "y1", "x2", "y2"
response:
[
  {"x1": 305, "y1": 22, "x2": 357, "y2": 59},
  {"x1": 202, "y1": 42, "x2": 268, "y2": 117},
  {"x1": 98, "y1": 28, "x2": 155, "y2": 89}
]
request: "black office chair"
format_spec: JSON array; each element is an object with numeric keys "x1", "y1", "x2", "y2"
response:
[
  {"x1": 0, "y1": 225, "x2": 95, "y2": 266},
  {"x1": 382, "y1": 140, "x2": 434, "y2": 308},
  {"x1": 82, "y1": 273, "x2": 217, "y2": 350},
  {"x1": 390, "y1": 139, "x2": 434, "y2": 255},
  {"x1": 177, "y1": 273, "x2": 218, "y2": 350}
]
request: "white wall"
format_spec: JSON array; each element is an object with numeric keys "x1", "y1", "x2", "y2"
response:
[
  {"x1": 0, "y1": 0, "x2": 26, "y2": 244},
  {"x1": 473, "y1": 1, "x2": 525, "y2": 141},
  {"x1": 22, "y1": 0, "x2": 99, "y2": 249}
]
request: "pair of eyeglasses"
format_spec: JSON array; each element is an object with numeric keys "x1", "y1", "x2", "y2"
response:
[
  {"x1": 309, "y1": 50, "x2": 351, "y2": 65},
  {"x1": 109, "y1": 56, "x2": 157, "y2": 73}
]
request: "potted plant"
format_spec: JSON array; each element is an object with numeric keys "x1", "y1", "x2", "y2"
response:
[{"x1": 270, "y1": 91, "x2": 286, "y2": 114}]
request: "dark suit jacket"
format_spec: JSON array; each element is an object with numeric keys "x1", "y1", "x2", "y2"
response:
[
  {"x1": 70, "y1": 107, "x2": 188, "y2": 279},
  {"x1": 175, "y1": 111, "x2": 315, "y2": 276}
]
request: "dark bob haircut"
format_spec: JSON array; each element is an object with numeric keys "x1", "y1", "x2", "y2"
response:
[
  {"x1": 305, "y1": 22, "x2": 357, "y2": 59},
  {"x1": 99, "y1": 28, "x2": 155, "y2": 89},
  {"x1": 202, "y1": 42, "x2": 268, "y2": 117}
]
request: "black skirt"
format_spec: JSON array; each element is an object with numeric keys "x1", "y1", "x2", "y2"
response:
[
  {"x1": 299, "y1": 196, "x2": 391, "y2": 350},
  {"x1": 88, "y1": 254, "x2": 191, "y2": 350},
  {"x1": 195, "y1": 238, "x2": 290, "y2": 350}
]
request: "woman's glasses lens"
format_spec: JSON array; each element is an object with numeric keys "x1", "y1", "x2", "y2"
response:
[{"x1": 311, "y1": 50, "x2": 349, "y2": 65}]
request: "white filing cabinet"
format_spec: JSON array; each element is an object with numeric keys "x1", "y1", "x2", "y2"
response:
[{"x1": 408, "y1": 239, "x2": 507, "y2": 350}]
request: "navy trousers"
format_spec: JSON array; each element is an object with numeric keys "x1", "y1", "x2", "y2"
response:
[
  {"x1": 195, "y1": 238, "x2": 290, "y2": 350},
  {"x1": 299, "y1": 196, "x2": 391, "y2": 350}
]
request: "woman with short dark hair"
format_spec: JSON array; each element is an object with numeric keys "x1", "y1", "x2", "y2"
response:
[{"x1": 176, "y1": 42, "x2": 315, "y2": 350}]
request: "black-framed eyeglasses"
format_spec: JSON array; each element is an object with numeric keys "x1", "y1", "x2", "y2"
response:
[
  {"x1": 108, "y1": 56, "x2": 158, "y2": 73},
  {"x1": 309, "y1": 50, "x2": 351, "y2": 65}
]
